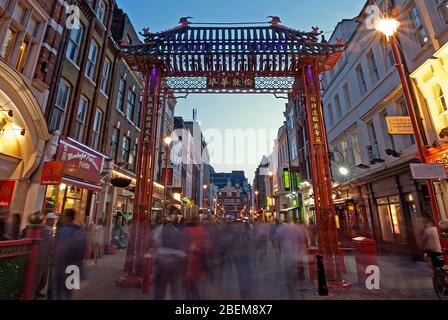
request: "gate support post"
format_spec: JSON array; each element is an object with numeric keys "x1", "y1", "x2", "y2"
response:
[
  {"x1": 118, "y1": 64, "x2": 162, "y2": 288},
  {"x1": 301, "y1": 64, "x2": 350, "y2": 289}
]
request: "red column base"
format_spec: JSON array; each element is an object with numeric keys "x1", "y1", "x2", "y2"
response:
[{"x1": 116, "y1": 274, "x2": 143, "y2": 288}]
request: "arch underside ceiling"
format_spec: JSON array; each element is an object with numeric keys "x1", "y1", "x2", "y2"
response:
[{"x1": 121, "y1": 25, "x2": 345, "y2": 95}]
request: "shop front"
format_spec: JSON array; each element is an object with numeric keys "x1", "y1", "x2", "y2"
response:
[
  {"x1": 0, "y1": 60, "x2": 52, "y2": 221},
  {"x1": 42, "y1": 137, "x2": 105, "y2": 225}
]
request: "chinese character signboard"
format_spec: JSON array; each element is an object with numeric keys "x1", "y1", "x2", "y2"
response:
[
  {"x1": 207, "y1": 74, "x2": 255, "y2": 89},
  {"x1": 0, "y1": 180, "x2": 15, "y2": 208},
  {"x1": 40, "y1": 161, "x2": 65, "y2": 185},
  {"x1": 386, "y1": 116, "x2": 414, "y2": 135},
  {"x1": 424, "y1": 144, "x2": 448, "y2": 172},
  {"x1": 310, "y1": 96, "x2": 323, "y2": 145},
  {"x1": 56, "y1": 138, "x2": 104, "y2": 184}
]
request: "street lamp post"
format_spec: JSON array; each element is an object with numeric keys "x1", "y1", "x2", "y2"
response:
[
  {"x1": 377, "y1": 18, "x2": 442, "y2": 224},
  {"x1": 163, "y1": 136, "x2": 173, "y2": 223},
  {"x1": 203, "y1": 184, "x2": 208, "y2": 212},
  {"x1": 269, "y1": 171, "x2": 274, "y2": 213},
  {"x1": 255, "y1": 190, "x2": 259, "y2": 214}
]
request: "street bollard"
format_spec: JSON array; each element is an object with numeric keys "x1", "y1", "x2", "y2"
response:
[
  {"x1": 142, "y1": 252, "x2": 153, "y2": 294},
  {"x1": 308, "y1": 247, "x2": 319, "y2": 283},
  {"x1": 316, "y1": 254, "x2": 329, "y2": 296}
]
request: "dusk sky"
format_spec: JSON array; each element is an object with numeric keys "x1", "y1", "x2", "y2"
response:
[{"x1": 116, "y1": 0, "x2": 365, "y2": 182}]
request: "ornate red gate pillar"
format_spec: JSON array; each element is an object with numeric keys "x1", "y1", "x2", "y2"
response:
[
  {"x1": 118, "y1": 64, "x2": 162, "y2": 286},
  {"x1": 301, "y1": 64, "x2": 350, "y2": 288}
]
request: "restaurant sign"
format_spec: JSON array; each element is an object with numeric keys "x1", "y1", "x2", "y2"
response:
[
  {"x1": 207, "y1": 74, "x2": 255, "y2": 89},
  {"x1": 410, "y1": 163, "x2": 447, "y2": 180},
  {"x1": 40, "y1": 161, "x2": 64, "y2": 185},
  {"x1": 386, "y1": 116, "x2": 414, "y2": 135},
  {"x1": 56, "y1": 138, "x2": 104, "y2": 184},
  {"x1": 0, "y1": 180, "x2": 15, "y2": 208}
]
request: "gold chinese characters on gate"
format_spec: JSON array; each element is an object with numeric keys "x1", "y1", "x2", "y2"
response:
[
  {"x1": 310, "y1": 96, "x2": 323, "y2": 145},
  {"x1": 207, "y1": 75, "x2": 255, "y2": 89}
]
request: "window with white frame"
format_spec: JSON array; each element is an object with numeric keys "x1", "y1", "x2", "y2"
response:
[
  {"x1": 91, "y1": 109, "x2": 103, "y2": 149},
  {"x1": 117, "y1": 79, "x2": 126, "y2": 112},
  {"x1": 356, "y1": 64, "x2": 367, "y2": 96},
  {"x1": 350, "y1": 130, "x2": 362, "y2": 165},
  {"x1": 433, "y1": 83, "x2": 448, "y2": 130},
  {"x1": 0, "y1": 28, "x2": 17, "y2": 60},
  {"x1": 110, "y1": 128, "x2": 120, "y2": 161},
  {"x1": 66, "y1": 26, "x2": 84, "y2": 65},
  {"x1": 85, "y1": 41, "x2": 99, "y2": 80},
  {"x1": 343, "y1": 83, "x2": 351, "y2": 110},
  {"x1": 435, "y1": 0, "x2": 448, "y2": 25},
  {"x1": 409, "y1": 6, "x2": 429, "y2": 47},
  {"x1": 126, "y1": 90, "x2": 136, "y2": 121},
  {"x1": 50, "y1": 80, "x2": 71, "y2": 132},
  {"x1": 74, "y1": 96, "x2": 89, "y2": 141},
  {"x1": 96, "y1": 0, "x2": 107, "y2": 25},
  {"x1": 334, "y1": 94, "x2": 342, "y2": 119},
  {"x1": 326, "y1": 103, "x2": 334, "y2": 127},
  {"x1": 367, "y1": 50, "x2": 379, "y2": 83},
  {"x1": 100, "y1": 58, "x2": 111, "y2": 94},
  {"x1": 122, "y1": 136, "x2": 131, "y2": 163}
]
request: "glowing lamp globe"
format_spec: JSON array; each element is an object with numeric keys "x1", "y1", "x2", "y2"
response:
[{"x1": 376, "y1": 18, "x2": 400, "y2": 40}]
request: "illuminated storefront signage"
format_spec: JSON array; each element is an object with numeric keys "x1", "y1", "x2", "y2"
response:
[
  {"x1": 425, "y1": 144, "x2": 448, "y2": 173},
  {"x1": 386, "y1": 116, "x2": 414, "y2": 135},
  {"x1": 40, "y1": 161, "x2": 65, "y2": 185},
  {"x1": 207, "y1": 74, "x2": 255, "y2": 89},
  {"x1": 283, "y1": 169, "x2": 290, "y2": 191},
  {"x1": 310, "y1": 96, "x2": 323, "y2": 145},
  {"x1": 0, "y1": 180, "x2": 15, "y2": 208},
  {"x1": 56, "y1": 138, "x2": 104, "y2": 184}
]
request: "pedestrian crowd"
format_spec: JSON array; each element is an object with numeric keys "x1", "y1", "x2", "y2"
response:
[
  {"x1": 0, "y1": 207, "x2": 104, "y2": 300},
  {"x1": 151, "y1": 207, "x2": 310, "y2": 300}
]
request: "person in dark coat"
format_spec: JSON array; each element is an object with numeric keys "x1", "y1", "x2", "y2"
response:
[
  {"x1": 52, "y1": 208, "x2": 87, "y2": 300},
  {"x1": 0, "y1": 208, "x2": 11, "y2": 241}
]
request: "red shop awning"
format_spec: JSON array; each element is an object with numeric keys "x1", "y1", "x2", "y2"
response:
[{"x1": 62, "y1": 176, "x2": 102, "y2": 192}]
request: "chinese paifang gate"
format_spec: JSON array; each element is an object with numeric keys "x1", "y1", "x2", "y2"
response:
[{"x1": 117, "y1": 16, "x2": 349, "y2": 288}]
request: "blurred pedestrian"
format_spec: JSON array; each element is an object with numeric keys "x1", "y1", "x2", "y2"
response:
[
  {"x1": 93, "y1": 219, "x2": 105, "y2": 266},
  {"x1": 184, "y1": 215, "x2": 210, "y2": 300},
  {"x1": 422, "y1": 217, "x2": 443, "y2": 269},
  {"x1": 5, "y1": 212, "x2": 21, "y2": 240},
  {"x1": 152, "y1": 214, "x2": 187, "y2": 300},
  {"x1": 0, "y1": 208, "x2": 11, "y2": 241},
  {"x1": 53, "y1": 208, "x2": 87, "y2": 300},
  {"x1": 34, "y1": 212, "x2": 58, "y2": 299}
]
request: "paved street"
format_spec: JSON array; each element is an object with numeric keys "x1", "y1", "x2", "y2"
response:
[{"x1": 73, "y1": 244, "x2": 438, "y2": 301}]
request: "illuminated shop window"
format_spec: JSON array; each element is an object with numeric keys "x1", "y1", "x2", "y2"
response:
[{"x1": 376, "y1": 195, "x2": 407, "y2": 243}]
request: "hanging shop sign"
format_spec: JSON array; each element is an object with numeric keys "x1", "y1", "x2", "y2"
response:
[
  {"x1": 40, "y1": 161, "x2": 64, "y2": 185},
  {"x1": 207, "y1": 74, "x2": 255, "y2": 89},
  {"x1": 162, "y1": 168, "x2": 174, "y2": 186},
  {"x1": 56, "y1": 138, "x2": 104, "y2": 184},
  {"x1": 386, "y1": 116, "x2": 414, "y2": 135},
  {"x1": 410, "y1": 163, "x2": 447, "y2": 180},
  {"x1": 0, "y1": 180, "x2": 15, "y2": 208},
  {"x1": 424, "y1": 144, "x2": 448, "y2": 172},
  {"x1": 283, "y1": 169, "x2": 291, "y2": 191}
]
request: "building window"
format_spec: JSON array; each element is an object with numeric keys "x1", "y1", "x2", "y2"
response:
[
  {"x1": 326, "y1": 103, "x2": 334, "y2": 127},
  {"x1": 410, "y1": 6, "x2": 429, "y2": 47},
  {"x1": 367, "y1": 50, "x2": 379, "y2": 83},
  {"x1": 433, "y1": 83, "x2": 448, "y2": 130},
  {"x1": 367, "y1": 120, "x2": 380, "y2": 159},
  {"x1": 50, "y1": 81, "x2": 71, "y2": 132},
  {"x1": 100, "y1": 58, "x2": 111, "y2": 94},
  {"x1": 122, "y1": 136, "x2": 131, "y2": 163},
  {"x1": 388, "y1": 50, "x2": 395, "y2": 68},
  {"x1": 110, "y1": 128, "x2": 120, "y2": 161},
  {"x1": 380, "y1": 111, "x2": 396, "y2": 151},
  {"x1": 356, "y1": 64, "x2": 367, "y2": 95},
  {"x1": 85, "y1": 41, "x2": 99, "y2": 80},
  {"x1": 16, "y1": 38, "x2": 29, "y2": 72},
  {"x1": 130, "y1": 143, "x2": 138, "y2": 171},
  {"x1": 343, "y1": 83, "x2": 351, "y2": 110},
  {"x1": 126, "y1": 90, "x2": 136, "y2": 121},
  {"x1": 74, "y1": 96, "x2": 89, "y2": 141},
  {"x1": 91, "y1": 109, "x2": 103, "y2": 150},
  {"x1": 96, "y1": 0, "x2": 107, "y2": 25},
  {"x1": 1, "y1": 28, "x2": 17, "y2": 60},
  {"x1": 66, "y1": 26, "x2": 83, "y2": 65},
  {"x1": 334, "y1": 95, "x2": 342, "y2": 119},
  {"x1": 376, "y1": 195, "x2": 407, "y2": 243},
  {"x1": 117, "y1": 79, "x2": 126, "y2": 112},
  {"x1": 134, "y1": 101, "x2": 141, "y2": 128},
  {"x1": 350, "y1": 130, "x2": 362, "y2": 165},
  {"x1": 435, "y1": 0, "x2": 448, "y2": 25},
  {"x1": 27, "y1": 15, "x2": 40, "y2": 37},
  {"x1": 12, "y1": 3, "x2": 25, "y2": 23}
]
